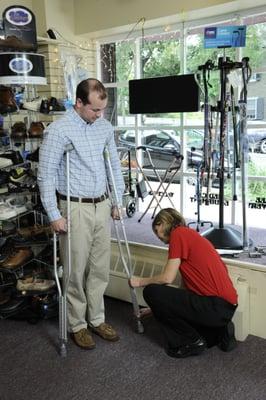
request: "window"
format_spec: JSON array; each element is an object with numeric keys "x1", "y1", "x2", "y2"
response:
[
  {"x1": 247, "y1": 97, "x2": 264, "y2": 120},
  {"x1": 98, "y1": 8, "x2": 266, "y2": 231}
]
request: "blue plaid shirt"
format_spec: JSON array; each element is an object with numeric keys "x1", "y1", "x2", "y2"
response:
[{"x1": 38, "y1": 107, "x2": 125, "y2": 222}]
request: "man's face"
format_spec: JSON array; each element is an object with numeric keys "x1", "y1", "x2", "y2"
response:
[{"x1": 75, "y1": 91, "x2": 107, "y2": 123}]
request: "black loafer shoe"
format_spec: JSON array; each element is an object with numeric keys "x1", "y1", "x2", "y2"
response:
[
  {"x1": 166, "y1": 337, "x2": 206, "y2": 358},
  {"x1": 218, "y1": 321, "x2": 237, "y2": 352}
]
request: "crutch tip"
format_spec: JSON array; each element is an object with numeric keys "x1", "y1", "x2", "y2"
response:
[
  {"x1": 60, "y1": 344, "x2": 67, "y2": 357},
  {"x1": 136, "y1": 320, "x2": 145, "y2": 334}
]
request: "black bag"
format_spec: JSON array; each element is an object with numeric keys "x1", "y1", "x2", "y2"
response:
[{"x1": 136, "y1": 179, "x2": 148, "y2": 201}]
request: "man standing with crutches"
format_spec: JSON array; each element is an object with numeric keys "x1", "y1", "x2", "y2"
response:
[{"x1": 38, "y1": 78, "x2": 125, "y2": 350}]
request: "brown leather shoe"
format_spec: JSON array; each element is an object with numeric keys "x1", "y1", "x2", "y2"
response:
[
  {"x1": 0, "y1": 85, "x2": 18, "y2": 114},
  {"x1": 0, "y1": 248, "x2": 33, "y2": 269},
  {"x1": 0, "y1": 35, "x2": 36, "y2": 52},
  {"x1": 91, "y1": 323, "x2": 120, "y2": 341},
  {"x1": 17, "y1": 224, "x2": 53, "y2": 239},
  {"x1": 28, "y1": 122, "x2": 45, "y2": 138},
  {"x1": 71, "y1": 328, "x2": 96, "y2": 350},
  {"x1": 16, "y1": 277, "x2": 56, "y2": 292},
  {"x1": 11, "y1": 122, "x2": 27, "y2": 139}
]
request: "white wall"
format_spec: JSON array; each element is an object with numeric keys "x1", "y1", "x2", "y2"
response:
[
  {"x1": 73, "y1": 0, "x2": 266, "y2": 37},
  {"x1": 74, "y1": 0, "x2": 232, "y2": 35},
  {"x1": 0, "y1": 0, "x2": 32, "y2": 11}
]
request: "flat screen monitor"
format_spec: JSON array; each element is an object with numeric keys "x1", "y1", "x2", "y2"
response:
[
  {"x1": 204, "y1": 25, "x2": 246, "y2": 48},
  {"x1": 129, "y1": 74, "x2": 200, "y2": 114}
]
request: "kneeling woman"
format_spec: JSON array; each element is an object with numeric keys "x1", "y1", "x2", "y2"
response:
[{"x1": 130, "y1": 208, "x2": 238, "y2": 358}]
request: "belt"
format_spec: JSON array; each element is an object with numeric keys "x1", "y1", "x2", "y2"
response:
[{"x1": 59, "y1": 193, "x2": 108, "y2": 204}]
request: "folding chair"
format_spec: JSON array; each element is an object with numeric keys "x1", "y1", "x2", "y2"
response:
[{"x1": 135, "y1": 146, "x2": 183, "y2": 222}]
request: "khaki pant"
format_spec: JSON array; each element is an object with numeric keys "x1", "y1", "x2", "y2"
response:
[{"x1": 59, "y1": 198, "x2": 112, "y2": 333}]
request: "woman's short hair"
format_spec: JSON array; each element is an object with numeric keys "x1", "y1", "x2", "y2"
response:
[
  {"x1": 76, "y1": 78, "x2": 107, "y2": 105},
  {"x1": 152, "y1": 208, "x2": 186, "y2": 237}
]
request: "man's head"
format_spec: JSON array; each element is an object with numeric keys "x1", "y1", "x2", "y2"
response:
[
  {"x1": 75, "y1": 78, "x2": 108, "y2": 123},
  {"x1": 152, "y1": 208, "x2": 186, "y2": 243}
]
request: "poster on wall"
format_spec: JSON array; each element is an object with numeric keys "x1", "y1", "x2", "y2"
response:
[
  {"x1": 0, "y1": 53, "x2": 46, "y2": 85},
  {"x1": 204, "y1": 25, "x2": 246, "y2": 48},
  {"x1": 2, "y1": 5, "x2": 37, "y2": 52}
]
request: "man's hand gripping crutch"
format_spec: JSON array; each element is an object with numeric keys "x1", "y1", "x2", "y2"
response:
[{"x1": 104, "y1": 147, "x2": 144, "y2": 334}]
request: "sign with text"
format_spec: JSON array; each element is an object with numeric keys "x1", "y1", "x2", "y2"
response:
[{"x1": 204, "y1": 25, "x2": 246, "y2": 48}]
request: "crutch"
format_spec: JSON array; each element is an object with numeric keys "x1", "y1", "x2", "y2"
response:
[
  {"x1": 53, "y1": 143, "x2": 73, "y2": 356},
  {"x1": 104, "y1": 147, "x2": 144, "y2": 334}
]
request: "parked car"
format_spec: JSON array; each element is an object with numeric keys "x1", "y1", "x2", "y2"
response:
[
  {"x1": 246, "y1": 129, "x2": 266, "y2": 154},
  {"x1": 117, "y1": 129, "x2": 234, "y2": 186},
  {"x1": 118, "y1": 129, "x2": 203, "y2": 174},
  {"x1": 192, "y1": 127, "x2": 266, "y2": 154}
]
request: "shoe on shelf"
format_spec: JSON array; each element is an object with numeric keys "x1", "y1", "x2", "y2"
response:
[
  {"x1": 0, "y1": 220, "x2": 17, "y2": 236},
  {"x1": 26, "y1": 147, "x2": 39, "y2": 162},
  {"x1": 0, "y1": 171, "x2": 9, "y2": 194},
  {"x1": 9, "y1": 167, "x2": 28, "y2": 183},
  {"x1": 8, "y1": 172, "x2": 38, "y2": 192},
  {"x1": 0, "y1": 35, "x2": 36, "y2": 52},
  {"x1": 0, "y1": 85, "x2": 18, "y2": 114},
  {"x1": 0, "y1": 185, "x2": 8, "y2": 194},
  {"x1": 218, "y1": 321, "x2": 237, "y2": 352},
  {"x1": 90, "y1": 322, "x2": 120, "y2": 341},
  {"x1": 71, "y1": 328, "x2": 96, "y2": 350},
  {"x1": 0, "y1": 150, "x2": 24, "y2": 165},
  {"x1": 11, "y1": 122, "x2": 27, "y2": 139},
  {"x1": 16, "y1": 276, "x2": 56, "y2": 292},
  {"x1": 28, "y1": 122, "x2": 45, "y2": 138},
  {"x1": 0, "y1": 157, "x2": 13, "y2": 168},
  {"x1": 166, "y1": 337, "x2": 207, "y2": 358},
  {"x1": 17, "y1": 224, "x2": 53, "y2": 239},
  {"x1": 49, "y1": 97, "x2": 66, "y2": 112},
  {"x1": 5, "y1": 195, "x2": 29, "y2": 216},
  {"x1": 0, "y1": 202, "x2": 17, "y2": 220},
  {"x1": 40, "y1": 99, "x2": 50, "y2": 114},
  {"x1": 0, "y1": 247, "x2": 33, "y2": 269},
  {"x1": 0, "y1": 170, "x2": 9, "y2": 186},
  {"x1": 22, "y1": 97, "x2": 42, "y2": 112}
]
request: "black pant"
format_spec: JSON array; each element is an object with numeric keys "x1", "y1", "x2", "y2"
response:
[{"x1": 143, "y1": 284, "x2": 237, "y2": 349}]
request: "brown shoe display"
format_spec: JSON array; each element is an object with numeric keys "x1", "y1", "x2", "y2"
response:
[
  {"x1": 28, "y1": 122, "x2": 45, "y2": 138},
  {"x1": 91, "y1": 323, "x2": 120, "y2": 341},
  {"x1": 71, "y1": 328, "x2": 96, "y2": 350},
  {"x1": 0, "y1": 35, "x2": 36, "y2": 52},
  {"x1": 16, "y1": 277, "x2": 56, "y2": 292},
  {"x1": 0, "y1": 248, "x2": 33, "y2": 269},
  {"x1": 0, "y1": 85, "x2": 18, "y2": 114},
  {"x1": 11, "y1": 122, "x2": 27, "y2": 139},
  {"x1": 17, "y1": 224, "x2": 53, "y2": 239}
]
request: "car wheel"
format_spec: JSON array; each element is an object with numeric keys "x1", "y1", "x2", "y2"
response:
[{"x1": 260, "y1": 139, "x2": 266, "y2": 154}]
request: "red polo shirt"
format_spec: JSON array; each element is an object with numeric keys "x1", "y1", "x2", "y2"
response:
[{"x1": 168, "y1": 226, "x2": 238, "y2": 305}]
